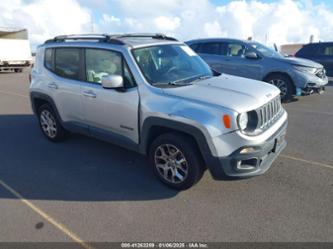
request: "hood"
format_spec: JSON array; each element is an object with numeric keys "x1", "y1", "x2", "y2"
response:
[
  {"x1": 162, "y1": 74, "x2": 280, "y2": 113},
  {"x1": 274, "y1": 56, "x2": 323, "y2": 68}
]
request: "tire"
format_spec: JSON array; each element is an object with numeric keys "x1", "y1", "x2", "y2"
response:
[
  {"x1": 148, "y1": 132, "x2": 204, "y2": 190},
  {"x1": 265, "y1": 74, "x2": 294, "y2": 102},
  {"x1": 37, "y1": 103, "x2": 68, "y2": 142},
  {"x1": 14, "y1": 69, "x2": 23, "y2": 73}
]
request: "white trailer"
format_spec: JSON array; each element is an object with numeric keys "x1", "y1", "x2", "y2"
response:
[{"x1": 0, "y1": 28, "x2": 32, "y2": 73}]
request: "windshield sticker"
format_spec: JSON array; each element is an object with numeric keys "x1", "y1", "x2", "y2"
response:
[{"x1": 180, "y1": 46, "x2": 197, "y2": 56}]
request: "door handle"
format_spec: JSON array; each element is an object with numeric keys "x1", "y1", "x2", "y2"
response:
[
  {"x1": 82, "y1": 90, "x2": 97, "y2": 98},
  {"x1": 48, "y1": 83, "x2": 58, "y2": 89}
]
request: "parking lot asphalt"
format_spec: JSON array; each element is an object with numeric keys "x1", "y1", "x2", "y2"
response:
[{"x1": 0, "y1": 71, "x2": 332, "y2": 244}]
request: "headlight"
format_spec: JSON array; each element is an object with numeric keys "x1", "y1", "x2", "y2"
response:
[
  {"x1": 238, "y1": 112, "x2": 248, "y2": 130},
  {"x1": 293, "y1": 65, "x2": 317, "y2": 74}
]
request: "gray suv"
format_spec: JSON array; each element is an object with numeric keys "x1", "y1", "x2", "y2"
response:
[
  {"x1": 30, "y1": 34, "x2": 287, "y2": 190},
  {"x1": 186, "y1": 38, "x2": 328, "y2": 101}
]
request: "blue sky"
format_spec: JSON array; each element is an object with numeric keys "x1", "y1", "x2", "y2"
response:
[
  {"x1": 1, "y1": 0, "x2": 333, "y2": 48},
  {"x1": 211, "y1": 0, "x2": 333, "y2": 7}
]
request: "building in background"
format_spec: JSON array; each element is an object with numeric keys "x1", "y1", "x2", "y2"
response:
[{"x1": 280, "y1": 43, "x2": 304, "y2": 56}]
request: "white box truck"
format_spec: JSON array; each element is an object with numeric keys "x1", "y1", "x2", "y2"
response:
[{"x1": 0, "y1": 28, "x2": 32, "y2": 73}]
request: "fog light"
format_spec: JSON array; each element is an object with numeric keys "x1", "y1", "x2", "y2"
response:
[
  {"x1": 236, "y1": 158, "x2": 258, "y2": 170},
  {"x1": 239, "y1": 147, "x2": 256, "y2": 154}
]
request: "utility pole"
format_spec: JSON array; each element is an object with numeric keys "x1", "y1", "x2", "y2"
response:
[
  {"x1": 90, "y1": 18, "x2": 95, "y2": 33},
  {"x1": 265, "y1": 33, "x2": 268, "y2": 45}
]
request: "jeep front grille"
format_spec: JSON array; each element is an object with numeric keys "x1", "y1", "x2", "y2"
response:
[{"x1": 257, "y1": 96, "x2": 283, "y2": 130}]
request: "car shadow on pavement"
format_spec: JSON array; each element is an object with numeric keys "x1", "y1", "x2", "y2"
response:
[{"x1": 0, "y1": 115, "x2": 179, "y2": 201}]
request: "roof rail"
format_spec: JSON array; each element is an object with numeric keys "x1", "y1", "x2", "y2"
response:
[
  {"x1": 44, "y1": 34, "x2": 125, "y2": 45},
  {"x1": 44, "y1": 33, "x2": 178, "y2": 45},
  {"x1": 112, "y1": 33, "x2": 178, "y2": 41}
]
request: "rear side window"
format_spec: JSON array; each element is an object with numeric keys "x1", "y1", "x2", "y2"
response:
[
  {"x1": 198, "y1": 43, "x2": 221, "y2": 55},
  {"x1": 44, "y1": 48, "x2": 54, "y2": 71},
  {"x1": 188, "y1": 43, "x2": 199, "y2": 52},
  {"x1": 55, "y1": 48, "x2": 80, "y2": 80}
]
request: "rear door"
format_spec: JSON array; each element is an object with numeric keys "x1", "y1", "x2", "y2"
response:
[
  {"x1": 44, "y1": 47, "x2": 85, "y2": 129},
  {"x1": 80, "y1": 48, "x2": 140, "y2": 144}
]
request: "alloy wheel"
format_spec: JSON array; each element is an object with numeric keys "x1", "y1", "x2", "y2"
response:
[
  {"x1": 154, "y1": 144, "x2": 189, "y2": 184},
  {"x1": 269, "y1": 79, "x2": 288, "y2": 99},
  {"x1": 40, "y1": 110, "x2": 57, "y2": 138}
]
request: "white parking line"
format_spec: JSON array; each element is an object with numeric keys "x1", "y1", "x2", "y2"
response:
[
  {"x1": 0, "y1": 90, "x2": 28, "y2": 98},
  {"x1": 0, "y1": 179, "x2": 94, "y2": 249},
  {"x1": 281, "y1": 154, "x2": 333, "y2": 170}
]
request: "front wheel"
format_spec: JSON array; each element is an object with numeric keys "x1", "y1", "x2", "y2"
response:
[
  {"x1": 149, "y1": 133, "x2": 204, "y2": 190},
  {"x1": 265, "y1": 74, "x2": 294, "y2": 102}
]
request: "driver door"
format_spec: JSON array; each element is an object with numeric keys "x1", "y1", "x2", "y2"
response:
[
  {"x1": 224, "y1": 42, "x2": 263, "y2": 80},
  {"x1": 80, "y1": 48, "x2": 139, "y2": 144}
]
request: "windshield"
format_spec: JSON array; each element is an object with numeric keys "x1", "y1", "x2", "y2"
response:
[
  {"x1": 250, "y1": 42, "x2": 283, "y2": 58},
  {"x1": 132, "y1": 44, "x2": 213, "y2": 86}
]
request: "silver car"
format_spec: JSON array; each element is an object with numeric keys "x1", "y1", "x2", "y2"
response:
[
  {"x1": 186, "y1": 38, "x2": 328, "y2": 101},
  {"x1": 30, "y1": 34, "x2": 287, "y2": 190}
]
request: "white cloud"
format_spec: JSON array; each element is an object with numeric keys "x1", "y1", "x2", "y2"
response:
[
  {"x1": 0, "y1": 0, "x2": 91, "y2": 46},
  {"x1": 95, "y1": 0, "x2": 333, "y2": 46},
  {"x1": 203, "y1": 21, "x2": 225, "y2": 37},
  {"x1": 154, "y1": 16, "x2": 181, "y2": 32},
  {"x1": 1, "y1": 0, "x2": 333, "y2": 49}
]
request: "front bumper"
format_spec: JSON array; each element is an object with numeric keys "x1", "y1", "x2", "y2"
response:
[
  {"x1": 292, "y1": 69, "x2": 328, "y2": 95},
  {"x1": 300, "y1": 85, "x2": 326, "y2": 95},
  {"x1": 219, "y1": 123, "x2": 287, "y2": 177},
  {"x1": 206, "y1": 120, "x2": 287, "y2": 179}
]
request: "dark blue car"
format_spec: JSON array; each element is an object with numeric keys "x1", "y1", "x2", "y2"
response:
[{"x1": 295, "y1": 42, "x2": 333, "y2": 78}]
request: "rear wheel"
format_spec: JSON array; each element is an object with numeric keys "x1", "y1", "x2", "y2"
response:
[
  {"x1": 265, "y1": 74, "x2": 294, "y2": 102},
  {"x1": 37, "y1": 104, "x2": 68, "y2": 142},
  {"x1": 149, "y1": 133, "x2": 204, "y2": 190}
]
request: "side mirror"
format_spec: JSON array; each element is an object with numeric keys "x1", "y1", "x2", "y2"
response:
[
  {"x1": 101, "y1": 75, "x2": 124, "y2": 89},
  {"x1": 245, "y1": 51, "x2": 259, "y2": 59}
]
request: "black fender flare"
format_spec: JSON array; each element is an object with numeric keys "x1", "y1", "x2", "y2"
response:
[
  {"x1": 30, "y1": 91, "x2": 63, "y2": 123},
  {"x1": 139, "y1": 117, "x2": 225, "y2": 179}
]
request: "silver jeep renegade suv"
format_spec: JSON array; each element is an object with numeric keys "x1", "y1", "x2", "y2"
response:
[{"x1": 30, "y1": 34, "x2": 288, "y2": 190}]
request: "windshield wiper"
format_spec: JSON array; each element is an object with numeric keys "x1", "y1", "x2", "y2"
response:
[
  {"x1": 152, "y1": 74, "x2": 213, "y2": 87},
  {"x1": 191, "y1": 75, "x2": 213, "y2": 83},
  {"x1": 169, "y1": 74, "x2": 203, "y2": 85}
]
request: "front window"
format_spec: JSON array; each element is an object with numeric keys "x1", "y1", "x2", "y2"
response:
[
  {"x1": 250, "y1": 42, "x2": 282, "y2": 58},
  {"x1": 226, "y1": 43, "x2": 246, "y2": 57},
  {"x1": 132, "y1": 44, "x2": 213, "y2": 86},
  {"x1": 85, "y1": 48, "x2": 135, "y2": 88}
]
